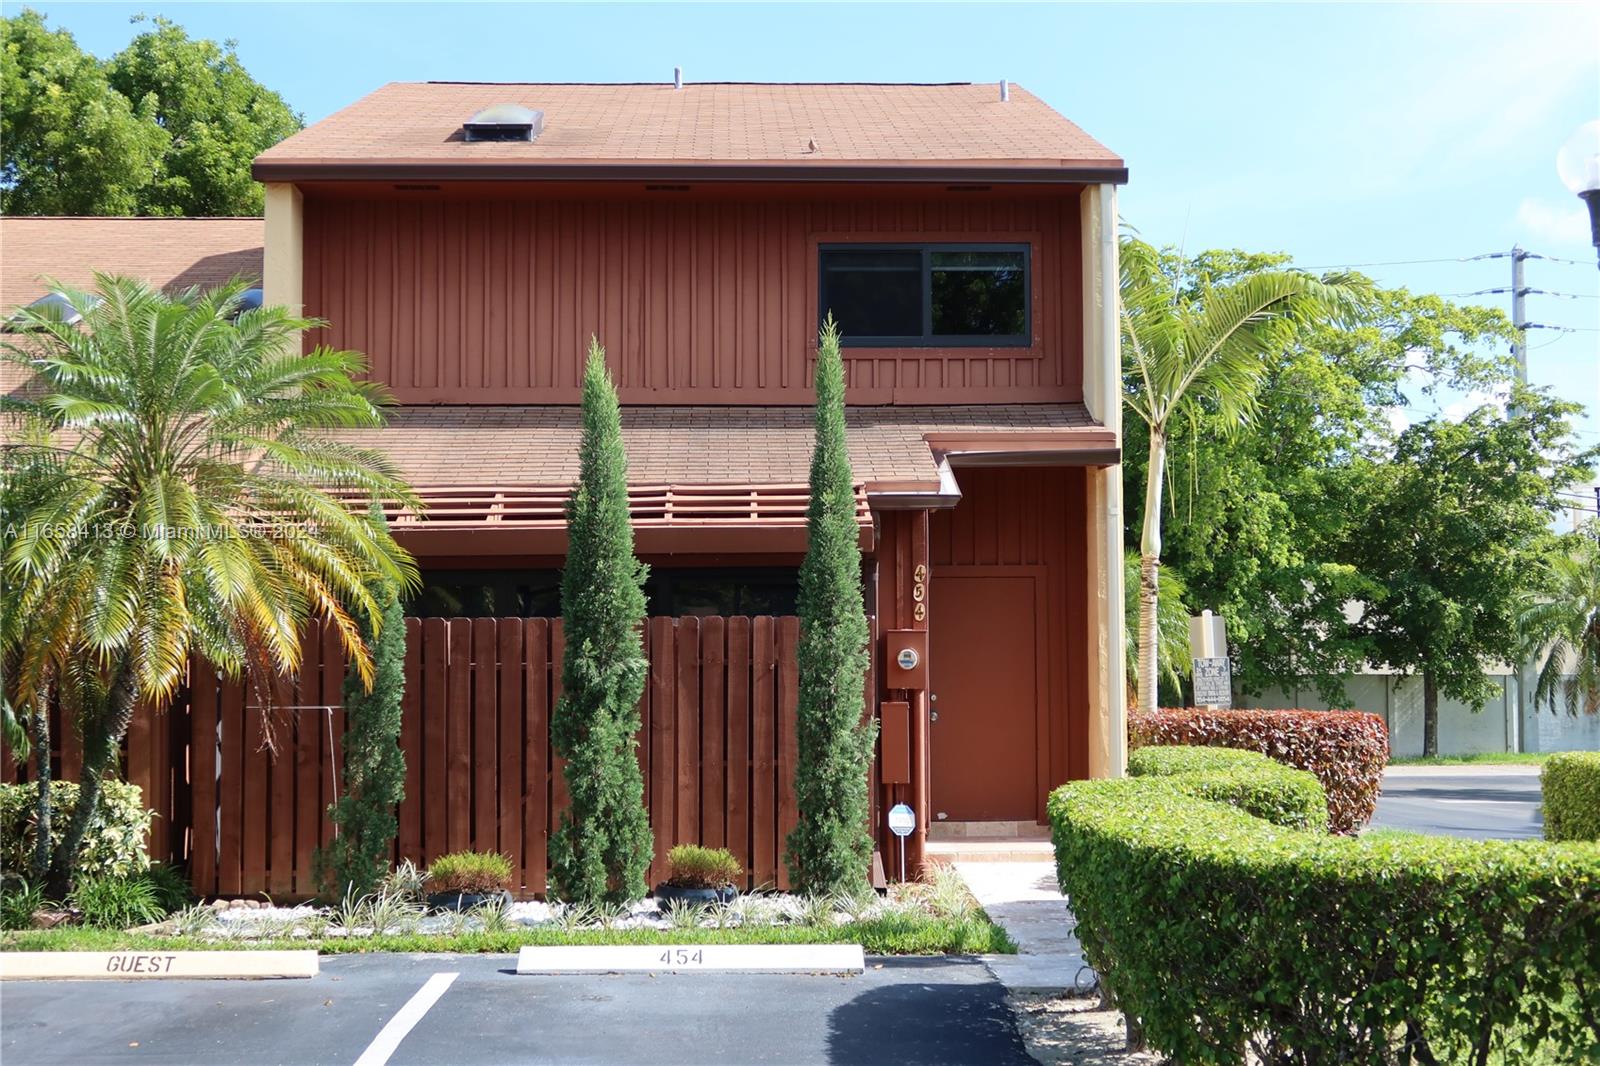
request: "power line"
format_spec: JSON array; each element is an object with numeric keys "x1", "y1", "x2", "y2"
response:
[
  {"x1": 1439, "y1": 287, "x2": 1596, "y2": 299},
  {"x1": 1297, "y1": 253, "x2": 1504, "y2": 270},
  {"x1": 1524, "y1": 252, "x2": 1597, "y2": 267}
]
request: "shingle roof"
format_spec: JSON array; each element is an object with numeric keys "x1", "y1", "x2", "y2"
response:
[
  {"x1": 255, "y1": 82, "x2": 1123, "y2": 174},
  {"x1": 0, "y1": 217, "x2": 264, "y2": 395},
  {"x1": 0, "y1": 217, "x2": 264, "y2": 313},
  {"x1": 333, "y1": 403, "x2": 1105, "y2": 489}
]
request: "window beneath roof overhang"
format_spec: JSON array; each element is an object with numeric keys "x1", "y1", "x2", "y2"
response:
[{"x1": 819, "y1": 243, "x2": 1030, "y2": 348}]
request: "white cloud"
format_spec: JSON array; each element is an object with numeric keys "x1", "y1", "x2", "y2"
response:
[
  {"x1": 1440, "y1": 384, "x2": 1511, "y2": 423},
  {"x1": 1516, "y1": 198, "x2": 1591, "y2": 245}
]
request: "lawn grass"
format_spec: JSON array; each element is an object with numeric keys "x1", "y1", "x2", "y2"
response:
[
  {"x1": 1388, "y1": 752, "x2": 1553, "y2": 766},
  {"x1": 1, "y1": 911, "x2": 1016, "y2": 956}
]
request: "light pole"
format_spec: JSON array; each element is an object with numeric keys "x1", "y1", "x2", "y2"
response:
[{"x1": 1557, "y1": 120, "x2": 1600, "y2": 267}]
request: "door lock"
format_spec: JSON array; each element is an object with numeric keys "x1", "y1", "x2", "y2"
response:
[{"x1": 930, "y1": 710, "x2": 939, "y2": 722}]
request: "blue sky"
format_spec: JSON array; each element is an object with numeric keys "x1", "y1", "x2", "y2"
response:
[{"x1": 18, "y1": 1, "x2": 1600, "y2": 468}]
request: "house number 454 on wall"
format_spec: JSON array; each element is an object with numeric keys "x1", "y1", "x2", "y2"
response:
[{"x1": 912, "y1": 564, "x2": 927, "y2": 622}]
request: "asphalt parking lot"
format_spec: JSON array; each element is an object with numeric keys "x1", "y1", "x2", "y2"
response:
[
  {"x1": 1370, "y1": 765, "x2": 1544, "y2": 840},
  {"x1": 0, "y1": 953, "x2": 1031, "y2": 1066}
]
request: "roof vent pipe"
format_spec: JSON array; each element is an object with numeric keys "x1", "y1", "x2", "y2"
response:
[
  {"x1": 1000, "y1": 80, "x2": 1010, "y2": 102},
  {"x1": 674, "y1": 66, "x2": 683, "y2": 90}
]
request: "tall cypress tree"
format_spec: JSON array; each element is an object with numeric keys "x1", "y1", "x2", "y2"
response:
[
  {"x1": 787, "y1": 316, "x2": 876, "y2": 897},
  {"x1": 316, "y1": 509, "x2": 407, "y2": 901},
  {"x1": 549, "y1": 340, "x2": 653, "y2": 904}
]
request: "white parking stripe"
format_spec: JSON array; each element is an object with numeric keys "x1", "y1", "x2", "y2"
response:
[{"x1": 353, "y1": 971, "x2": 459, "y2": 1066}]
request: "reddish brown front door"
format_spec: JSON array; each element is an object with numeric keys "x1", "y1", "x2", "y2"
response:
[{"x1": 929, "y1": 573, "x2": 1041, "y2": 821}]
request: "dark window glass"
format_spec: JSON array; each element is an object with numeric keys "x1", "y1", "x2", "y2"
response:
[
  {"x1": 931, "y1": 250, "x2": 1026, "y2": 336},
  {"x1": 406, "y1": 568, "x2": 804, "y2": 618},
  {"x1": 819, "y1": 244, "x2": 1029, "y2": 346},
  {"x1": 820, "y1": 250, "x2": 922, "y2": 339}
]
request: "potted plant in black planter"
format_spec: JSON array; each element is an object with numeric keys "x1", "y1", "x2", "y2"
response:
[
  {"x1": 425, "y1": 851, "x2": 514, "y2": 912},
  {"x1": 653, "y1": 845, "x2": 742, "y2": 911}
]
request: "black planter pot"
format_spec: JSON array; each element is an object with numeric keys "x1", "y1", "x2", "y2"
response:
[
  {"x1": 426, "y1": 889, "x2": 513, "y2": 913},
  {"x1": 653, "y1": 883, "x2": 737, "y2": 910}
]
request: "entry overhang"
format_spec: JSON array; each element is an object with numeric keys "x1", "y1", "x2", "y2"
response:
[{"x1": 867, "y1": 429, "x2": 1120, "y2": 511}]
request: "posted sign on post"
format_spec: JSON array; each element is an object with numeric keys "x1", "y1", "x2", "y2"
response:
[
  {"x1": 1192, "y1": 657, "x2": 1232, "y2": 708},
  {"x1": 887, "y1": 803, "x2": 916, "y2": 883},
  {"x1": 1189, "y1": 609, "x2": 1232, "y2": 709}
]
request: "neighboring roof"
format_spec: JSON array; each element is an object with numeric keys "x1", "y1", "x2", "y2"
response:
[
  {"x1": 254, "y1": 82, "x2": 1125, "y2": 183},
  {"x1": 333, "y1": 403, "x2": 1111, "y2": 491},
  {"x1": 0, "y1": 217, "x2": 264, "y2": 313},
  {"x1": 0, "y1": 217, "x2": 264, "y2": 396}
]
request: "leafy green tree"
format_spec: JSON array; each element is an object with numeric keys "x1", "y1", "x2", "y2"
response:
[
  {"x1": 1341, "y1": 391, "x2": 1596, "y2": 756},
  {"x1": 108, "y1": 16, "x2": 302, "y2": 216},
  {"x1": 0, "y1": 9, "x2": 167, "y2": 215},
  {"x1": 1517, "y1": 528, "x2": 1600, "y2": 717},
  {"x1": 1125, "y1": 258, "x2": 1514, "y2": 704},
  {"x1": 1, "y1": 276, "x2": 416, "y2": 897},
  {"x1": 786, "y1": 317, "x2": 875, "y2": 897},
  {"x1": 0, "y1": 9, "x2": 300, "y2": 218},
  {"x1": 1121, "y1": 237, "x2": 1361, "y2": 714},
  {"x1": 549, "y1": 340, "x2": 653, "y2": 905},
  {"x1": 315, "y1": 515, "x2": 407, "y2": 902}
]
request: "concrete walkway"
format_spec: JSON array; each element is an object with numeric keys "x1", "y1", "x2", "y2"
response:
[{"x1": 957, "y1": 860, "x2": 1094, "y2": 994}]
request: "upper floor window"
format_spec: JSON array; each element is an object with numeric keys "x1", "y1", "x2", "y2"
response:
[{"x1": 819, "y1": 243, "x2": 1030, "y2": 347}]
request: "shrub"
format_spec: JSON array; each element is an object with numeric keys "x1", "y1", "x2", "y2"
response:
[
  {"x1": 71, "y1": 872, "x2": 166, "y2": 929},
  {"x1": 548, "y1": 340, "x2": 654, "y2": 905},
  {"x1": 1129, "y1": 707, "x2": 1387, "y2": 832},
  {"x1": 1128, "y1": 746, "x2": 1328, "y2": 831},
  {"x1": 787, "y1": 316, "x2": 876, "y2": 897},
  {"x1": 1050, "y1": 764, "x2": 1599, "y2": 1064},
  {"x1": 664, "y1": 845, "x2": 743, "y2": 890},
  {"x1": 1, "y1": 878, "x2": 45, "y2": 930},
  {"x1": 316, "y1": 549, "x2": 408, "y2": 902},
  {"x1": 1543, "y1": 751, "x2": 1600, "y2": 842},
  {"x1": 142, "y1": 862, "x2": 193, "y2": 914},
  {"x1": 426, "y1": 851, "x2": 513, "y2": 895},
  {"x1": 0, "y1": 780, "x2": 151, "y2": 881}
]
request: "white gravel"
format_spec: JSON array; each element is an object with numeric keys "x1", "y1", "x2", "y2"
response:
[{"x1": 166, "y1": 891, "x2": 919, "y2": 941}]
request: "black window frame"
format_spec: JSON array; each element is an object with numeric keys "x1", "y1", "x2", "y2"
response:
[{"x1": 818, "y1": 242, "x2": 1032, "y2": 349}]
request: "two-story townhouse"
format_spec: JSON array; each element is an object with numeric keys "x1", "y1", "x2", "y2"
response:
[{"x1": 3, "y1": 79, "x2": 1125, "y2": 890}]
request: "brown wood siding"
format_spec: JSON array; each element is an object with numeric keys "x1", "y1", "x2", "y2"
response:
[
  {"x1": 929, "y1": 467, "x2": 1089, "y2": 815},
  {"x1": 302, "y1": 188, "x2": 1083, "y2": 405}
]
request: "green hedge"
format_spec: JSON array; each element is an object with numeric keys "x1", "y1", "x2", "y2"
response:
[
  {"x1": 1126, "y1": 746, "x2": 1328, "y2": 832},
  {"x1": 0, "y1": 780, "x2": 152, "y2": 882},
  {"x1": 1544, "y1": 752, "x2": 1600, "y2": 842},
  {"x1": 1051, "y1": 751, "x2": 1600, "y2": 1064},
  {"x1": 1130, "y1": 708, "x2": 1389, "y2": 832}
]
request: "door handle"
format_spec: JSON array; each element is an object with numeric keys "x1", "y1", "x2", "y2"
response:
[{"x1": 930, "y1": 710, "x2": 939, "y2": 722}]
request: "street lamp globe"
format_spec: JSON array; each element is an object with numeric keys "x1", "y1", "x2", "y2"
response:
[{"x1": 1556, "y1": 119, "x2": 1600, "y2": 265}]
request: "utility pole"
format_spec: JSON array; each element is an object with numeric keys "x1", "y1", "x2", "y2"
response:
[
  {"x1": 1509, "y1": 246, "x2": 1530, "y2": 752},
  {"x1": 1511, "y1": 245, "x2": 1529, "y2": 387}
]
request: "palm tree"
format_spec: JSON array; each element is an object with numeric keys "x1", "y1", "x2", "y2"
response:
[
  {"x1": 1122, "y1": 239, "x2": 1361, "y2": 715},
  {"x1": 1123, "y1": 550, "x2": 1191, "y2": 707},
  {"x1": 1517, "y1": 529, "x2": 1600, "y2": 716},
  {"x1": 1, "y1": 275, "x2": 418, "y2": 896}
]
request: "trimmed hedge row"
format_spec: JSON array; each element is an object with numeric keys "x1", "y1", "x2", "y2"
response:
[
  {"x1": 1544, "y1": 752, "x2": 1600, "y2": 842},
  {"x1": 1126, "y1": 746, "x2": 1328, "y2": 832},
  {"x1": 1129, "y1": 707, "x2": 1388, "y2": 833},
  {"x1": 0, "y1": 780, "x2": 152, "y2": 881},
  {"x1": 1051, "y1": 748, "x2": 1600, "y2": 1064}
]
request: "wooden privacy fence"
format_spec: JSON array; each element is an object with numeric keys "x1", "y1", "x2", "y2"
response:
[{"x1": 179, "y1": 615, "x2": 804, "y2": 899}]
